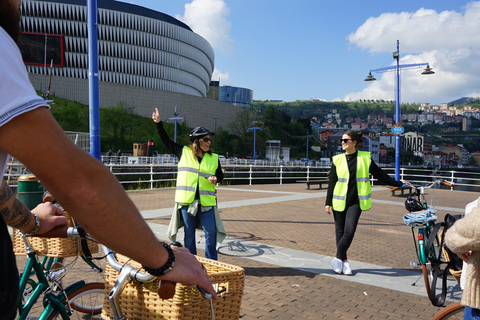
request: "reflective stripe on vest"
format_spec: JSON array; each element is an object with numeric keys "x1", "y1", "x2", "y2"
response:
[
  {"x1": 175, "y1": 146, "x2": 218, "y2": 206},
  {"x1": 332, "y1": 151, "x2": 372, "y2": 211}
]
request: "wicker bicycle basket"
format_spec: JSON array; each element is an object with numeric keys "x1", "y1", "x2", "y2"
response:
[
  {"x1": 442, "y1": 246, "x2": 462, "y2": 284},
  {"x1": 101, "y1": 254, "x2": 245, "y2": 320},
  {"x1": 12, "y1": 211, "x2": 98, "y2": 257}
]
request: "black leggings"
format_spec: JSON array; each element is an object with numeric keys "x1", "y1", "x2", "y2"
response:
[{"x1": 333, "y1": 204, "x2": 362, "y2": 261}]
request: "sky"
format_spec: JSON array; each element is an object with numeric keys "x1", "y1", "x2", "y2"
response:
[{"x1": 115, "y1": 0, "x2": 480, "y2": 105}]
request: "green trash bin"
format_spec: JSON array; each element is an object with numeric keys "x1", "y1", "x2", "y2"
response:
[{"x1": 17, "y1": 174, "x2": 44, "y2": 210}]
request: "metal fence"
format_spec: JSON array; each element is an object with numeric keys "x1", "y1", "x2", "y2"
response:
[{"x1": 4, "y1": 156, "x2": 480, "y2": 192}]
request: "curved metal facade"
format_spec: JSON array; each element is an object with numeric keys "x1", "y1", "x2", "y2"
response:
[{"x1": 20, "y1": 0, "x2": 215, "y2": 97}]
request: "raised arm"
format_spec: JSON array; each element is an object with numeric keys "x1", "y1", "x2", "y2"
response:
[
  {"x1": 152, "y1": 108, "x2": 184, "y2": 157},
  {"x1": 0, "y1": 107, "x2": 217, "y2": 298}
]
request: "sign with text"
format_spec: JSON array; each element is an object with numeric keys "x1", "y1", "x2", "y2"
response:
[{"x1": 391, "y1": 124, "x2": 404, "y2": 135}]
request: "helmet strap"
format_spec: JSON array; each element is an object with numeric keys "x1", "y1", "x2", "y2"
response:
[{"x1": 194, "y1": 140, "x2": 207, "y2": 155}]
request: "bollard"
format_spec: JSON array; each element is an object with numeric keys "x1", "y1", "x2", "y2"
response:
[{"x1": 17, "y1": 174, "x2": 44, "y2": 210}]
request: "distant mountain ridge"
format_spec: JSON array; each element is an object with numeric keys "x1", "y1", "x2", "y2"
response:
[{"x1": 449, "y1": 97, "x2": 477, "y2": 105}]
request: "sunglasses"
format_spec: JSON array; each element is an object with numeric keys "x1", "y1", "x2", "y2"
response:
[
  {"x1": 341, "y1": 138, "x2": 353, "y2": 143},
  {"x1": 202, "y1": 137, "x2": 212, "y2": 142}
]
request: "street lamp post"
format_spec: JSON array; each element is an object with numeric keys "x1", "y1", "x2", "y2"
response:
[
  {"x1": 87, "y1": 0, "x2": 100, "y2": 160},
  {"x1": 306, "y1": 130, "x2": 314, "y2": 166},
  {"x1": 365, "y1": 40, "x2": 434, "y2": 181},
  {"x1": 168, "y1": 106, "x2": 184, "y2": 164},
  {"x1": 248, "y1": 121, "x2": 262, "y2": 165}
]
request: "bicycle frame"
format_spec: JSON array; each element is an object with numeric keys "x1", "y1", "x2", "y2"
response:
[
  {"x1": 16, "y1": 228, "x2": 99, "y2": 320},
  {"x1": 411, "y1": 220, "x2": 437, "y2": 265}
]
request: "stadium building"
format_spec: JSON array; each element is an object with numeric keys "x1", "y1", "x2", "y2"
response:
[{"x1": 20, "y1": 0, "x2": 241, "y2": 129}]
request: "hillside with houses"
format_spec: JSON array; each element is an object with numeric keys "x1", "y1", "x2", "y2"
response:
[{"x1": 253, "y1": 99, "x2": 480, "y2": 167}]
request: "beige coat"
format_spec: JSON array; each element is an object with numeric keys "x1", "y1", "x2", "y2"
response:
[{"x1": 445, "y1": 196, "x2": 480, "y2": 309}]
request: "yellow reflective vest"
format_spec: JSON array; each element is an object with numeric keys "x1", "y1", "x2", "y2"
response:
[
  {"x1": 332, "y1": 151, "x2": 372, "y2": 211},
  {"x1": 175, "y1": 146, "x2": 218, "y2": 206}
]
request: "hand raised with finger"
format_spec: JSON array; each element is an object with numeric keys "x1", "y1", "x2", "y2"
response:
[{"x1": 152, "y1": 108, "x2": 161, "y2": 123}]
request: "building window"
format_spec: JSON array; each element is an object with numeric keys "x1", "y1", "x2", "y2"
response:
[{"x1": 19, "y1": 32, "x2": 64, "y2": 67}]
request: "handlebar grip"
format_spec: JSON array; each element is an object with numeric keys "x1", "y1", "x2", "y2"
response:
[
  {"x1": 157, "y1": 241, "x2": 183, "y2": 299},
  {"x1": 444, "y1": 181, "x2": 454, "y2": 187},
  {"x1": 391, "y1": 186, "x2": 401, "y2": 191},
  {"x1": 158, "y1": 281, "x2": 176, "y2": 299},
  {"x1": 35, "y1": 226, "x2": 69, "y2": 238}
]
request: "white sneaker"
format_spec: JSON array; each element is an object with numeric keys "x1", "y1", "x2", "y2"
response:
[
  {"x1": 342, "y1": 261, "x2": 352, "y2": 276},
  {"x1": 331, "y1": 258, "x2": 342, "y2": 274}
]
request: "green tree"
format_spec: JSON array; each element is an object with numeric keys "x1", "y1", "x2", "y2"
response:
[
  {"x1": 468, "y1": 156, "x2": 477, "y2": 166},
  {"x1": 50, "y1": 100, "x2": 89, "y2": 132},
  {"x1": 229, "y1": 108, "x2": 260, "y2": 136}
]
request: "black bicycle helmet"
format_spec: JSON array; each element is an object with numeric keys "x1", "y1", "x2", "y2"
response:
[
  {"x1": 189, "y1": 126, "x2": 214, "y2": 142},
  {"x1": 405, "y1": 196, "x2": 424, "y2": 212}
]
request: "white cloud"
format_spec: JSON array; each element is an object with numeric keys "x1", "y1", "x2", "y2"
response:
[
  {"x1": 176, "y1": 0, "x2": 233, "y2": 56},
  {"x1": 211, "y1": 68, "x2": 229, "y2": 85},
  {"x1": 466, "y1": 92, "x2": 480, "y2": 99},
  {"x1": 346, "y1": 2, "x2": 480, "y2": 104}
]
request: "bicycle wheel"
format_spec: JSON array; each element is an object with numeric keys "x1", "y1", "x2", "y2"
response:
[
  {"x1": 46, "y1": 282, "x2": 104, "y2": 320},
  {"x1": 432, "y1": 302, "x2": 465, "y2": 320},
  {"x1": 59, "y1": 249, "x2": 106, "y2": 288},
  {"x1": 422, "y1": 233, "x2": 443, "y2": 301}
]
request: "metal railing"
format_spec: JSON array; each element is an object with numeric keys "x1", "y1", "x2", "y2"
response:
[{"x1": 4, "y1": 156, "x2": 480, "y2": 192}]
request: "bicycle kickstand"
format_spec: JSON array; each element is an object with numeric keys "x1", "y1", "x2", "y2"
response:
[{"x1": 411, "y1": 273, "x2": 423, "y2": 286}]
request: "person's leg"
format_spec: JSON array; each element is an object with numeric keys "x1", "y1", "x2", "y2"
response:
[
  {"x1": 332, "y1": 209, "x2": 347, "y2": 273},
  {"x1": 334, "y1": 204, "x2": 362, "y2": 261},
  {"x1": 198, "y1": 207, "x2": 217, "y2": 260},
  {"x1": 180, "y1": 206, "x2": 197, "y2": 255},
  {"x1": 332, "y1": 209, "x2": 347, "y2": 260}
]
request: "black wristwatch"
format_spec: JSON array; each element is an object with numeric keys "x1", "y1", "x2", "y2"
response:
[{"x1": 142, "y1": 242, "x2": 175, "y2": 276}]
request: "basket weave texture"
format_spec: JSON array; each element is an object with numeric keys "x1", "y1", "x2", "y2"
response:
[
  {"x1": 12, "y1": 211, "x2": 98, "y2": 257},
  {"x1": 101, "y1": 254, "x2": 245, "y2": 320},
  {"x1": 442, "y1": 246, "x2": 462, "y2": 284}
]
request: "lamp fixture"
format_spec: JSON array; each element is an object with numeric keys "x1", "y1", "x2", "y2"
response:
[
  {"x1": 421, "y1": 64, "x2": 435, "y2": 75},
  {"x1": 364, "y1": 72, "x2": 376, "y2": 81}
]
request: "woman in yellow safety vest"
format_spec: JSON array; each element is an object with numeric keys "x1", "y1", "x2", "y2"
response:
[
  {"x1": 152, "y1": 108, "x2": 224, "y2": 260},
  {"x1": 325, "y1": 131, "x2": 410, "y2": 275}
]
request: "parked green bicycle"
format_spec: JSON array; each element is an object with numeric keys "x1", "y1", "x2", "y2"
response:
[
  {"x1": 395, "y1": 179, "x2": 459, "y2": 307},
  {"x1": 17, "y1": 227, "x2": 104, "y2": 320}
]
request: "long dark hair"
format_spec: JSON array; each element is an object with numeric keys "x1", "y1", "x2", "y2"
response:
[{"x1": 344, "y1": 130, "x2": 363, "y2": 149}]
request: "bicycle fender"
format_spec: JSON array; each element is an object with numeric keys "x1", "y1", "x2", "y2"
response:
[
  {"x1": 42, "y1": 280, "x2": 86, "y2": 307},
  {"x1": 40, "y1": 281, "x2": 86, "y2": 319}
]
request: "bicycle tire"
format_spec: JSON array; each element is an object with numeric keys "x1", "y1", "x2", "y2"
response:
[
  {"x1": 422, "y1": 232, "x2": 443, "y2": 302},
  {"x1": 432, "y1": 302, "x2": 465, "y2": 320},
  {"x1": 45, "y1": 282, "x2": 104, "y2": 320}
]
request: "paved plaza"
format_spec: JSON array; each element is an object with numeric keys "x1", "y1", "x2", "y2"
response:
[
  {"x1": 15, "y1": 182, "x2": 477, "y2": 319},
  {"x1": 129, "y1": 182, "x2": 478, "y2": 319}
]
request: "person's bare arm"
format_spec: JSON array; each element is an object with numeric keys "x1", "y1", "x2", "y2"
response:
[{"x1": 0, "y1": 107, "x2": 216, "y2": 298}]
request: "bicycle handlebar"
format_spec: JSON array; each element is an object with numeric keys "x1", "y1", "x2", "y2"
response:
[
  {"x1": 390, "y1": 179, "x2": 454, "y2": 192},
  {"x1": 101, "y1": 244, "x2": 211, "y2": 301},
  {"x1": 101, "y1": 245, "x2": 156, "y2": 282},
  {"x1": 443, "y1": 181, "x2": 454, "y2": 187},
  {"x1": 23, "y1": 226, "x2": 89, "y2": 239}
]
